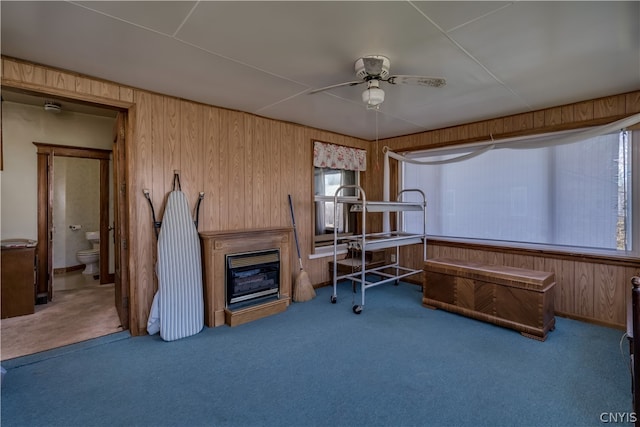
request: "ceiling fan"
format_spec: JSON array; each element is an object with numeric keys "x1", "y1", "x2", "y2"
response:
[{"x1": 309, "y1": 55, "x2": 446, "y2": 109}]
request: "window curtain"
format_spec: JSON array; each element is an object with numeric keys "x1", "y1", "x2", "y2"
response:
[
  {"x1": 313, "y1": 141, "x2": 366, "y2": 171},
  {"x1": 381, "y1": 112, "x2": 640, "y2": 232}
]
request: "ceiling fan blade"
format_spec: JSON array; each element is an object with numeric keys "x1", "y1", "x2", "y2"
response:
[
  {"x1": 362, "y1": 57, "x2": 384, "y2": 76},
  {"x1": 308, "y1": 80, "x2": 364, "y2": 94},
  {"x1": 386, "y1": 75, "x2": 446, "y2": 88}
]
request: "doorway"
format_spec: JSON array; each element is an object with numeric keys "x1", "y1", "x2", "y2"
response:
[
  {"x1": 0, "y1": 88, "x2": 135, "y2": 362},
  {"x1": 34, "y1": 143, "x2": 113, "y2": 298},
  {"x1": 1, "y1": 88, "x2": 131, "y2": 348}
]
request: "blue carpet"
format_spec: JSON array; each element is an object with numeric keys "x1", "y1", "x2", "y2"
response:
[{"x1": 1, "y1": 282, "x2": 633, "y2": 427}]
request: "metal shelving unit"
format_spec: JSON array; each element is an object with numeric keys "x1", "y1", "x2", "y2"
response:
[{"x1": 331, "y1": 185, "x2": 427, "y2": 313}]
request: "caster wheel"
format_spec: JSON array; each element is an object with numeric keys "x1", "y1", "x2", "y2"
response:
[
  {"x1": 352, "y1": 305, "x2": 362, "y2": 314},
  {"x1": 330, "y1": 295, "x2": 337, "y2": 304}
]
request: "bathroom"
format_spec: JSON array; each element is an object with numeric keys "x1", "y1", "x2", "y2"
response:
[{"x1": 53, "y1": 155, "x2": 109, "y2": 290}]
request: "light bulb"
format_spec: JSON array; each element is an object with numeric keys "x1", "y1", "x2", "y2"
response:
[{"x1": 362, "y1": 87, "x2": 385, "y2": 106}]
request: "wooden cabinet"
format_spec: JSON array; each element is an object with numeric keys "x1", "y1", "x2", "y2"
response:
[{"x1": 1, "y1": 245, "x2": 36, "y2": 319}]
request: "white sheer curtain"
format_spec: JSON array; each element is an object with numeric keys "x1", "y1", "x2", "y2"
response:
[{"x1": 383, "y1": 113, "x2": 640, "y2": 233}]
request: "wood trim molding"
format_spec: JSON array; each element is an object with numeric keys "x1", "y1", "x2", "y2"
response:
[
  {"x1": 1, "y1": 80, "x2": 133, "y2": 111},
  {"x1": 2, "y1": 56, "x2": 134, "y2": 110},
  {"x1": 428, "y1": 238, "x2": 640, "y2": 269},
  {"x1": 33, "y1": 142, "x2": 111, "y2": 160}
]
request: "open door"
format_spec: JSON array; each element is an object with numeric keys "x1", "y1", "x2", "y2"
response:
[
  {"x1": 100, "y1": 157, "x2": 114, "y2": 285},
  {"x1": 35, "y1": 151, "x2": 55, "y2": 303},
  {"x1": 113, "y1": 112, "x2": 129, "y2": 329}
]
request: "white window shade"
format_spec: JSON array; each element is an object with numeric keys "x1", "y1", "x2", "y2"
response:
[{"x1": 401, "y1": 130, "x2": 635, "y2": 254}]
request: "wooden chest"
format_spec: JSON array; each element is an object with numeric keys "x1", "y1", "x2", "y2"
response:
[{"x1": 423, "y1": 258, "x2": 556, "y2": 341}]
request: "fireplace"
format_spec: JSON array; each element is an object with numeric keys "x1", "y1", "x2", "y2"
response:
[
  {"x1": 200, "y1": 227, "x2": 292, "y2": 327},
  {"x1": 226, "y1": 249, "x2": 280, "y2": 306}
]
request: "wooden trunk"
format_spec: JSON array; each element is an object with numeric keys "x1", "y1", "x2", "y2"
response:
[{"x1": 423, "y1": 258, "x2": 556, "y2": 341}]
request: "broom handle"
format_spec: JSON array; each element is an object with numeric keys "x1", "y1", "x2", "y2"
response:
[{"x1": 288, "y1": 195, "x2": 304, "y2": 270}]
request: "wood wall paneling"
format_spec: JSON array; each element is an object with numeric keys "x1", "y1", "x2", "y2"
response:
[
  {"x1": 574, "y1": 261, "x2": 596, "y2": 319},
  {"x1": 216, "y1": 110, "x2": 231, "y2": 231},
  {"x1": 164, "y1": 97, "x2": 181, "y2": 203},
  {"x1": 543, "y1": 258, "x2": 575, "y2": 315},
  {"x1": 179, "y1": 100, "x2": 203, "y2": 213},
  {"x1": 4, "y1": 55, "x2": 639, "y2": 332},
  {"x1": 131, "y1": 90, "x2": 155, "y2": 333},
  {"x1": 150, "y1": 94, "x2": 165, "y2": 235},
  {"x1": 229, "y1": 111, "x2": 245, "y2": 230},
  {"x1": 270, "y1": 121, "x2": 282, "y2": 228},
  {"x1": 626, "y1": 92, "x2": 640, "y2": 114},
  {"x1": 594, "y1": 263, "x2": 625, "y2": 325},
  {"x1": 202, "y1": 106, "x2": 220, "y2": 231}
]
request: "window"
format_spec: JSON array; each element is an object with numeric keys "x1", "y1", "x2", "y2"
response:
[
  {"x1": 314, "y1": 167, "x2": 359, "y2": 248},
  {"x1": 311, "y1": 141, "x2": 366, "y2": 252},
  {"x1": 401, "y1": 130, "x2": 637, "y2": 256}
]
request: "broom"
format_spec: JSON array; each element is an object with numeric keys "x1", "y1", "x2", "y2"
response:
[{"x1": 288, "y1": 194, "x2": 316, "y2": 302}]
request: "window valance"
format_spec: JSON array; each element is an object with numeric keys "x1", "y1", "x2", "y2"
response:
[{"x1": 313, "y1": 141, "x2": 366, "y2": 171}]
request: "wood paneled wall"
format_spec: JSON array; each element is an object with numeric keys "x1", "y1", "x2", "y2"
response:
[
  {"x1": 3, "y1": 56, "x2": 638, "y2": 331},
  {"x1": 372, "y1": 91, "x2": 640, "y2": 329},
  {"x1": 1, "y1": 57, "x2": 367, "y2": 335}
]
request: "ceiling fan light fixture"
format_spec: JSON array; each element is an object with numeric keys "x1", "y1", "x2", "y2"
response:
[{"x1": 362, "y1": 86, "x2": 385, "y2": 107}]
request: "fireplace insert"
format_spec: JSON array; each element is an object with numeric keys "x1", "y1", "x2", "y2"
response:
[{"x1": 226, "y1": 249, "x2": 280, "y2": 307}]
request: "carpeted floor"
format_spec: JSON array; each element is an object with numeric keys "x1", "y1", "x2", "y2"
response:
[
  {"x1": 1, "y1": 281, "x2": 123, "y2": 361},
  {"x1": 1, "y1": 282, "x2": 634, "y2": 427}
]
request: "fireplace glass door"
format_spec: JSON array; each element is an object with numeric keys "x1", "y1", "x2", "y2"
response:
[{"x1": 226, "y1": 249, "x2": 280, "y2": 307}]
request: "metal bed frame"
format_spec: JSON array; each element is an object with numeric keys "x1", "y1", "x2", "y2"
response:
[{"x1": 331, "y1": 185, "x2": 427, "y2": 313}]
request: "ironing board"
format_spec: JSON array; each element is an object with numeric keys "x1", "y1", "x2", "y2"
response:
[{"x1": 147, "y1": 189, "x2": 204, "y2": 341}]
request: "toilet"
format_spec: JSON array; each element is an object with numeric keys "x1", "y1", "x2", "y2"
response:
[{"x1": 77, "y1": 231, "x2": 100, "y2": 276}]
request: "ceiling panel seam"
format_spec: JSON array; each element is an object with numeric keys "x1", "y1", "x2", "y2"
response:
[
  {"x1": 68, "y1": 1, "x2": 176, "y2": 38},
  {"x1": 171, "y1": 1, "x2": 200, "y2": 38},
  {"x1": 408, "y1": 1, "x2": 532, "y2": 111},
  {"x1": 172, "y1": 36, "x2": 310, "y2": 94}
]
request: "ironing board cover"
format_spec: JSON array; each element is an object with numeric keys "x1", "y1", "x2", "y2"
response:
[{"x1": 147, "y1": 190, "x2": 204, "y2": 341}]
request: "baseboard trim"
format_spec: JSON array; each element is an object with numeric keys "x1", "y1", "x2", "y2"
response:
[{"x1": 53, "y1": 265, "x2": 84, "y2": 275}]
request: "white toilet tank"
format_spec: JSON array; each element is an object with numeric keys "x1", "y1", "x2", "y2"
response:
[{"x1": 85, "y1": 231, "x2": 100, "y2": 250}]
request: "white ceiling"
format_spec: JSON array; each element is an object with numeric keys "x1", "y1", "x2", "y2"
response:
[{"x1": 1, "y1": 1, "x2": 639, "y2": 140}]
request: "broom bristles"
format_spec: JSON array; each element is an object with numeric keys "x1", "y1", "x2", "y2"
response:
[{"x1": 293, "y1": 269, "x2": 316, "y2": 302}]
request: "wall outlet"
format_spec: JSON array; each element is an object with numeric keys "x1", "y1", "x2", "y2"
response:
[{"x1": 390, "y1": 254, "x2": 397, "y2": 263}]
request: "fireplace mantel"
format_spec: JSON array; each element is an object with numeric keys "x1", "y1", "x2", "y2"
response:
[{"x1": 200, "y1": 227, "x2": 293, "y2": 327}]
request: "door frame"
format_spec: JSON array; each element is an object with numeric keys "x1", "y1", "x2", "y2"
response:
[
  {"x1": 1, "y1": 83, "x2": 133, "y2": 331},
  {"x1": 34, "y1": 143, "x2": 113, "y2": 295}
]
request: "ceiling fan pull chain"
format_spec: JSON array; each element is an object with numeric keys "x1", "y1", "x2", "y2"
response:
[{"x1": 375, "y1": 109, "x2": 380, "y2": 171}]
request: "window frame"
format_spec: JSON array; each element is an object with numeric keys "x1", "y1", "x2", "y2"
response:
[{"x1": 312, "y1": 166, "x2": 360, "y2": 256}]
